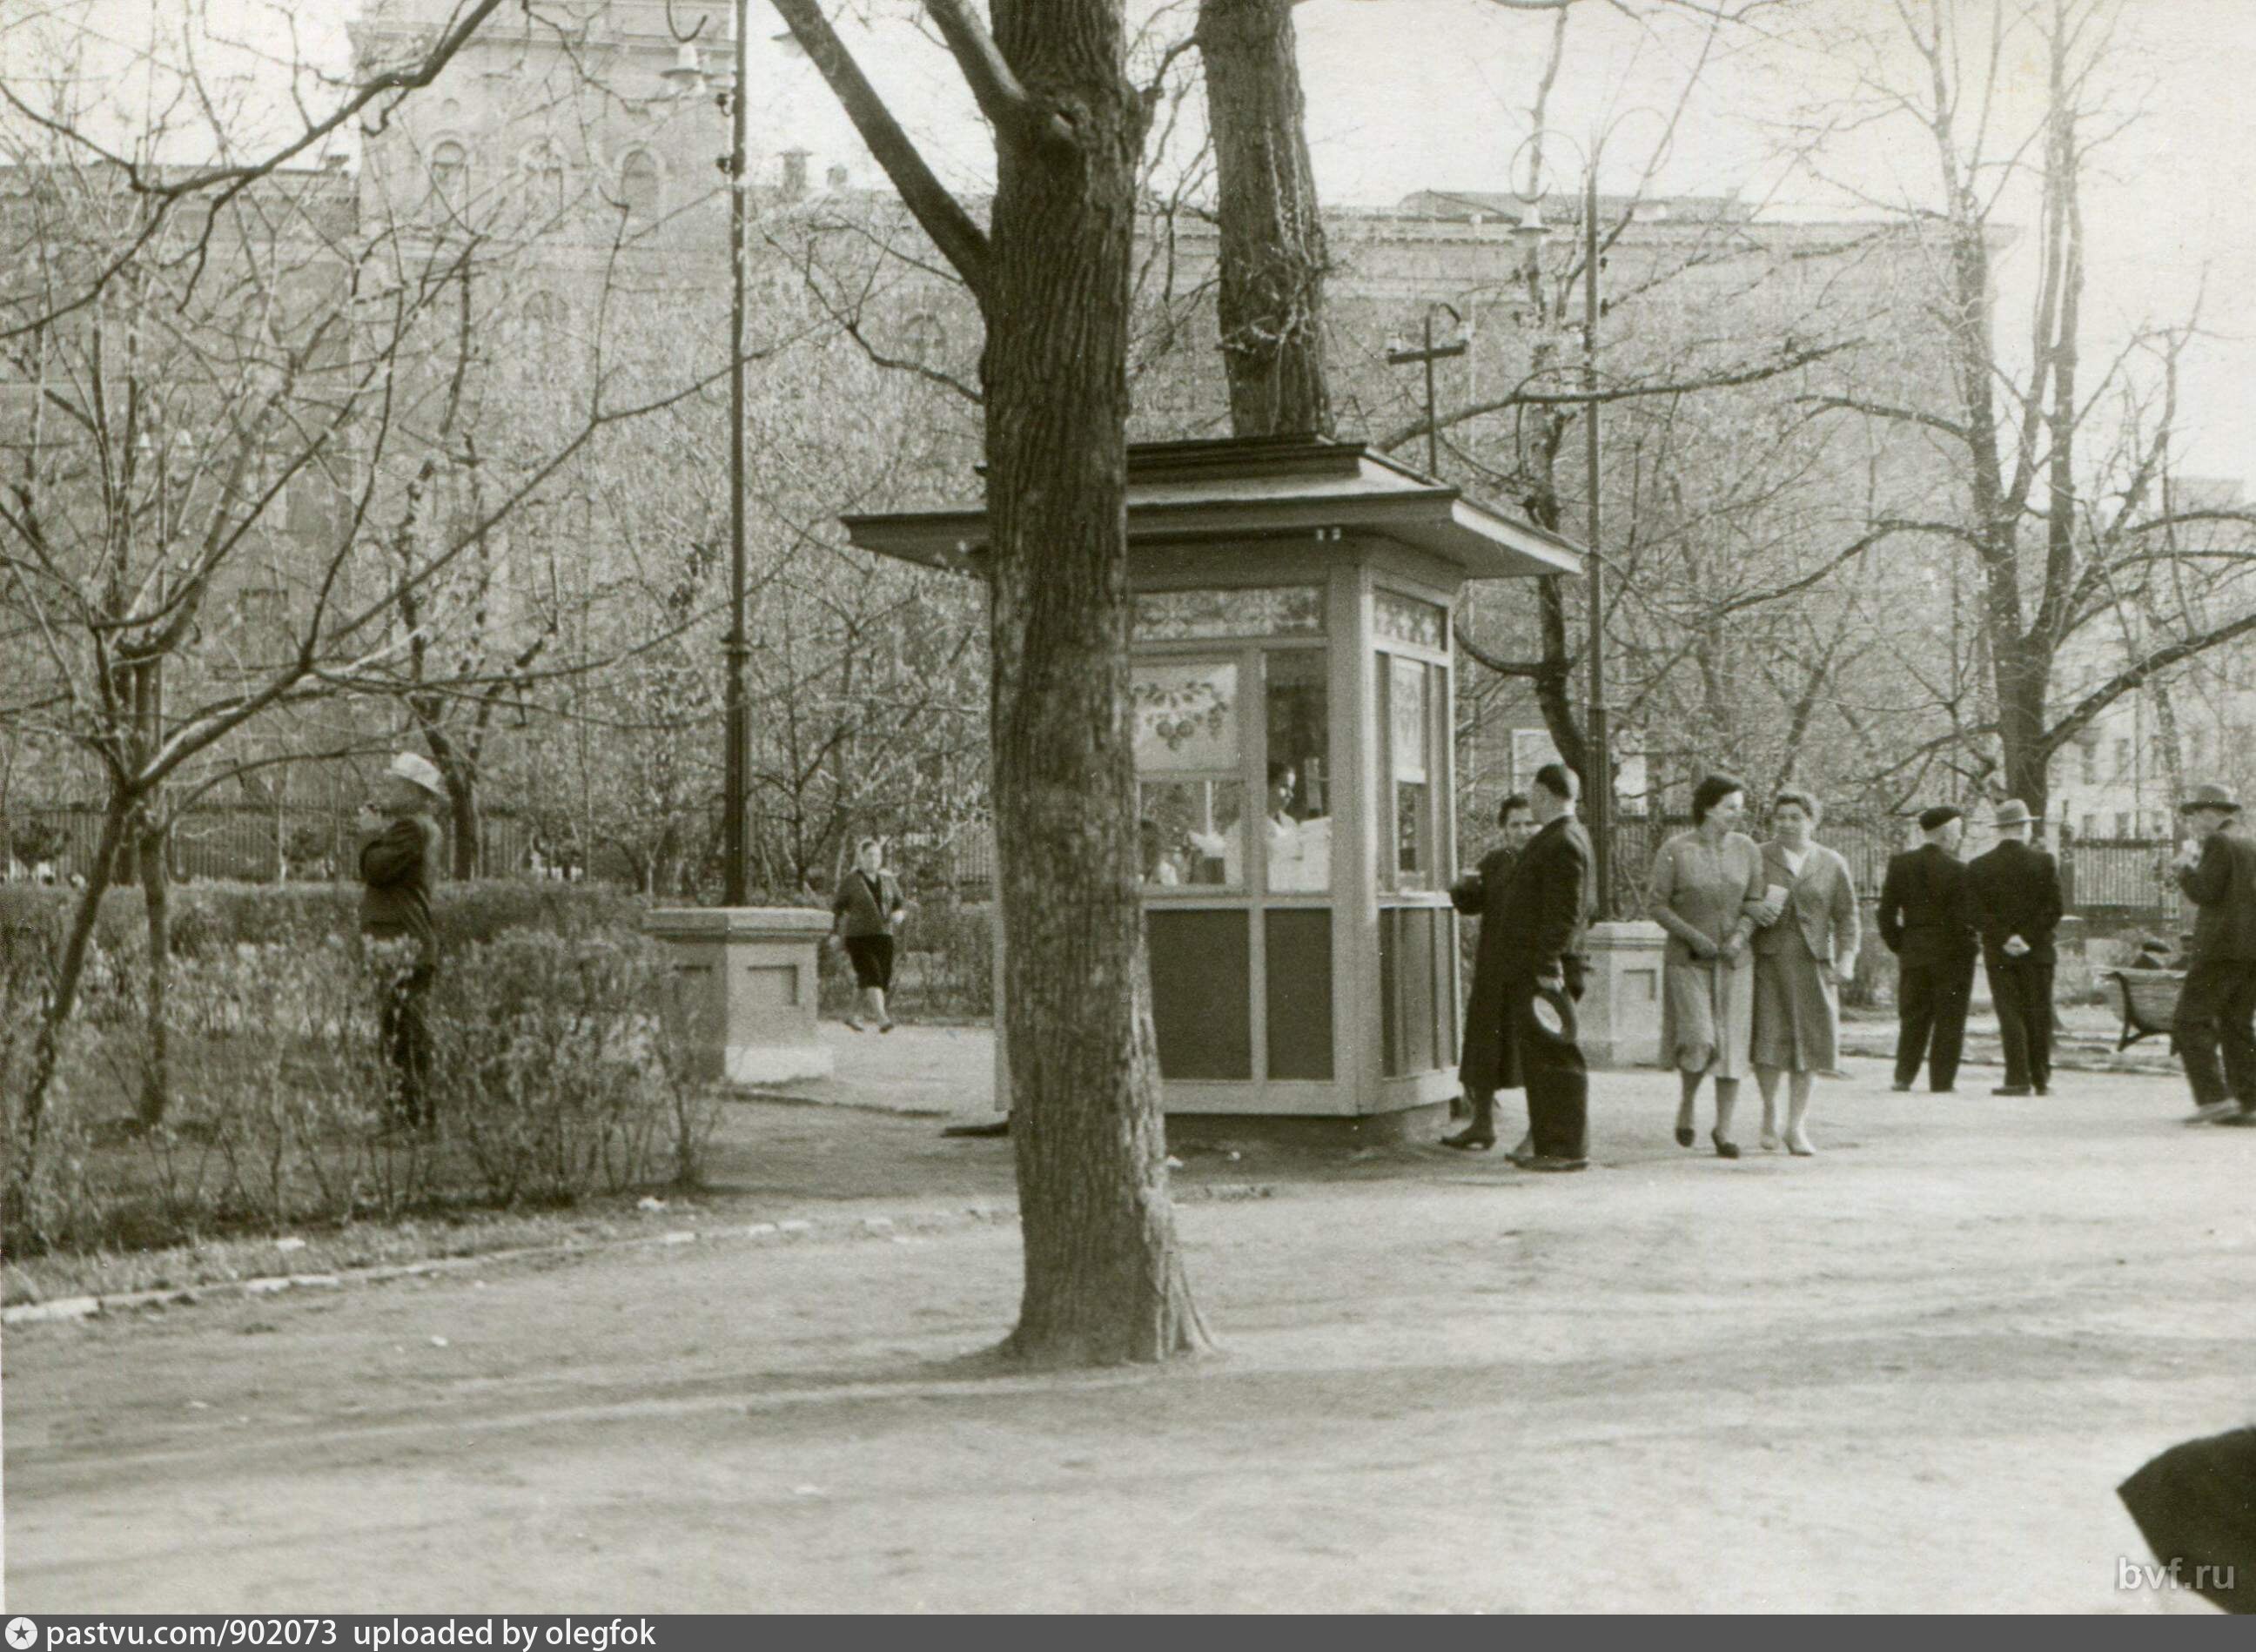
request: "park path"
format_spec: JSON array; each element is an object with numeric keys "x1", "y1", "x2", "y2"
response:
[{"x1": 6, "y1": 1059, "x2": 2251, "y2": 1613}]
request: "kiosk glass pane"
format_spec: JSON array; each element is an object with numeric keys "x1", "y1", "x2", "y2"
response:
[
  {"x1": 1138, "y1": 778, "x2": 1246, "y2": 888},
  {"x1": 1132, "y1": 659, "x2": 1239, "y2": 772},
  {"x1": 1387, "y1": 654, "x2": 1433, "y2": 886},
  {"x1": 1263, "y1": 650, "x2": 1331, "y2": 893}
]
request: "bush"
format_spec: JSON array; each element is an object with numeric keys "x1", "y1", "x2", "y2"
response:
[
  {"x1": 0, "y1": 879, "x2": 646, "y2": 971},
  {"x1": 433, "y1": 931, "x2": 712, "y2": 1205},
  {"x1": 1, "y1": 919, "x2": 718, "y2": 1259}
]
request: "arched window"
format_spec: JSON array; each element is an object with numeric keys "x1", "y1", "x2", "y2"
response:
[
  {"x1": 619, "y1": 149, "x2": 661, "y2": 221},
  {"x1": 427, "y1": 138, "x2": 467, "y2": 219}
]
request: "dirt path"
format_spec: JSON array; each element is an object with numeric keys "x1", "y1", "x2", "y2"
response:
[{"x1": 7, "y1": 1059, "x2": 2250, "y2": 1613}]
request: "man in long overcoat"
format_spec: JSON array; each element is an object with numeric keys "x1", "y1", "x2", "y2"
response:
[
  {"x1": 1461, "y1": 762, "x2": 1595, "y2": 1171},
  {"x1": 1443, "y1": 793, "x2": 1539, "y2": 1152}
]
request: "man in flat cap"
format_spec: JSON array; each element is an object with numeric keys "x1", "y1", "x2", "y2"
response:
[
  {"x1": 359, "y1": 751, "x2": 447, "y2": 1130},
  {"x1": 2170, "y1": 782, "x2": 2256, "y2": 1125},
  {"x1": 1966, "y1": 798, "x2": 2064, "y2": 1096},
  {"x1": 1877, "y1": 805, "x2": 1978, "y2": 1093}
]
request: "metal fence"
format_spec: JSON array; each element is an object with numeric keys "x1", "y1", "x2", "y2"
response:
[
  {"x1": 1, "y1": 804, "x2": 538, "y2": 886},
  {"x1": 2, "y1": 801, "x2": 2190, "y2": 921},
  {"x1": 1595, "y1": 818, "x2": 2181, "y2": 925}
]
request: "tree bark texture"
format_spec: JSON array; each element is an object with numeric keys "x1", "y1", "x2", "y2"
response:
[
  {"x1": 984, "y1": 0, "x2": 1206, "y2": 1367},
  {"x1": 1197, "y1": 0, "x2": 1333, "y2": 439}
]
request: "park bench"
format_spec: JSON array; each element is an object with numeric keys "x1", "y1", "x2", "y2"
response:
[{"x1": 2105, "y1": 966, "x2": 2185, "y2": 1052}]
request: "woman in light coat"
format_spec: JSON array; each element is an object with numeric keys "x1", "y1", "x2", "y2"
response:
[
  {"x1": 1648, "y1": 774, "x2": 1777, "y2": 1158},
  {"x1": 1750, "y1": 789, "x2": 1861, "y2": 1156}
]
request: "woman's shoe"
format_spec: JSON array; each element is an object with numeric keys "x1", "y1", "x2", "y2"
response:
[
  {"x1": 1759, "y1": 1122, "x2": 1782, "y2": 1152},
  {"x1": 1787, "y1": 1128, "x2": 1816, "y2": 1157},
  {"x1": 843, "y1": 1017, "x2": 864, "y2": 1032},
  {"x1": 1711, "y1": 1130, "x2": 1740, "y2": 1160},
  {"x1": 879, "y1": 1021, "x2": 895, "y2": 1033},
  {"x1": 1674, "y1": 1123, "x2": 1696, "y2": 1148}
]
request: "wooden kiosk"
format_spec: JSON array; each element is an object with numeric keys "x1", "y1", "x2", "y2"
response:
[{"x1": 844, "y1": 435, "x2": 1584, "y2": 1134}]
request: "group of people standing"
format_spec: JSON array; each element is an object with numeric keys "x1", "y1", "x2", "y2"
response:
[
  {"x1": 1873, "y1": 798, "x2": 2061, "y2": 1099},
  {"x1": 1446, "y1": 769, "x2": 1865, "y2": 1165},
  {"x1": 1441, "y1": 765, "x2": 2256, "y2": 1161}
]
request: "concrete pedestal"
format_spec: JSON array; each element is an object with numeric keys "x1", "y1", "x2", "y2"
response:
[
  {"x1": 645, "y1": 906, "x2": 833, "y2": 1087},
  {"x1": 1578, "y1": 918, "x2": 1667, "y2": 1070}
]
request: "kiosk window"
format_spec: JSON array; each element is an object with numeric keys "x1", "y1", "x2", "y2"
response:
[
  {"x1": 1133, "y1": 659, "x2": 1244, "y2": 889},
  {"x1": 1262, "y1": 650, "x2": 1330, "y2": 893},
  {"x1": 1380, "y1": 653, "x2": 1434, "y2": 887}
]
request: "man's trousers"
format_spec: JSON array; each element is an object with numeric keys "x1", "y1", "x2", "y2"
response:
[{"x1": 1894, "y1": 950, "x2": 1977, "y2": 1091}]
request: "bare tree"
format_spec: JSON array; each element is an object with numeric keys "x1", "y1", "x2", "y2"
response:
[
  {"x1": 769, "y1": 0, "x2": 1207, "y2": 1366},
  {"x1": 1784, "y1": 0, "x2": 2256, "y2": 816}
]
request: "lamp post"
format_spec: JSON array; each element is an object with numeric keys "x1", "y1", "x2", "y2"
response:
[
  {"x1": 1510, "y1": 132, "x2": 1612, "y2": 919},
  {"x1": 1386, "y1": 302, "x2": 1467, "y2": 480},
  {"x1": 661, "y1": 0, "x2": 751, "y2": 906}
]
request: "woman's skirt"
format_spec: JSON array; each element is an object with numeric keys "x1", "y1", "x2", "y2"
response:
[
  {"x1": 844, "y1": 934, "x2": 896, "y2": 991},
  {"x1": 1660, "y1": 955, "x2": 1755, "y2": 1078},
  {"x1": 1750, "y1": 946, "x2": 1839, "y2": 1073}
]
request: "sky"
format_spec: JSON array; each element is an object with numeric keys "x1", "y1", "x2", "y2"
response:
[{"x1": 14, "y1": 0, "x2": 2255, "y2": 480}]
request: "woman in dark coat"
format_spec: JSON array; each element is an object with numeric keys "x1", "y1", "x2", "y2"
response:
[
  {"x1": 829, "y1": 836, "x2": 909, "y2": 1031},
  {"x1": 1443, "y1": 794, "x2": 1539, "y2": 1152}
]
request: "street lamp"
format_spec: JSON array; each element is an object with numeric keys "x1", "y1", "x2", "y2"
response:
[
  {"x1": 660, "y1": 0, "x2": 753, "y2": 906},
  {"x1": 1507, "y1": 128, "x2": 1612, "y2": 919}
]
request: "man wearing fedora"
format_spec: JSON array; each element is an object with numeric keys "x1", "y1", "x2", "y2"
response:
[
  {"x1": 359, "y1": 751, "x2": 447, "y2": 1130},
  {"x1": 2170, "y1": 782, "x2": 2256, "y2": 1125},
  {"x1": 1966, "y1": 798, "x2": 2063, "y2": 1096},
  {"x1": 1877, "y1": 804, "x2": 1979, "y2": 1093}
]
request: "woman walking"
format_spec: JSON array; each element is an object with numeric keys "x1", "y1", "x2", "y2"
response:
[
  {"x1": 1749, "y1": 789, "x2": 1861, "y2": 1156},
  {"x1": 1648, "y1": 775, "x2": 1776, "y2": 1158},
  {"x1": 830, "y1": 837, "x2": 909, "y2": 1031},
  {"x1": 359, "y1": 752, "x2": 447, "y2": 1130}
]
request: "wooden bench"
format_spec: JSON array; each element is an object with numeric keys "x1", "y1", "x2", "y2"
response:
[{"x1": 2106, "y1": 967, "x2": 2185, "y2": 1051}]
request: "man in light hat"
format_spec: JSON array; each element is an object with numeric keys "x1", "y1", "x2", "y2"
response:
[
  {"x1": 2169, "y1": 782, "x2": 2256, "y2": 1125},
  {"x1": 1966, "y1": 798, "x2": 2063, "y2": 1096},
  {"x1": 359, "y1": 751, "x2": 446, "y2": 1129},
  {"x1": 1877, "y1": 804, "x2": 1978, "y2": 1093}
]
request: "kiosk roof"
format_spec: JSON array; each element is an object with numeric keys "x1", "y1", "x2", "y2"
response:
[{"x1": 841, "y1": 434, "x2": 1586, "y2": 581}]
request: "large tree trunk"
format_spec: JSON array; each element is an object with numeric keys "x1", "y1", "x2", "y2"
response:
[
  {"x1": 1197, "y1": 0, "x2": 1332, "y2": 439},
  {"x1": 987, "y1": 0, "x2": 1206, "y2": 1367}
]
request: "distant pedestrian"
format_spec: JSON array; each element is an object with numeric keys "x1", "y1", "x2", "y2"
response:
[
  {"x1": 1965, "y1": 798, "x2": 2063, "y2": 1097},
  {"x1": 1443, "y1": 792, "x2": 1540, "y2": 1156},
  {"x1": 830, "y1": 836, "x2": 909, "y2": 1032},
  {"x1": 1649, "y1": 774, "x2": 1779, "y2": 1158},
  {"x1": 1749, "y1": 789, "x2": 1860, "y2": 1156},
  {"x1": 359, "y1": 752, "x2": 446, "y2": 1130},
  {"x1": 1877, "y1": 805, "x2": 1978, "y2": 1095},
  {"x1": 2168, "y1": 782, "x2": 2256, "y2": 1126}
]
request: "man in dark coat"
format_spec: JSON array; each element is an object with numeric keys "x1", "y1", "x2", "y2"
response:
[
  {"x1": 2170, "y1": 782, "x2": 2256, "y2": 1125},
  {"x1": 359, "y1": 751, "x2": 446, "y2": 1130},
  {"x1": 1484, "y1": 762, "x2": 1595, "y2": 1171},
  {"x1": 1443, "y1": 793, "x2": 1539, "y2": 1152},
  {"x1": 1965, "y1": 798, "x2": 2064, "y2": 1096},
  {"x1": 1877, "y1": 804, "x2": 1978, "y2": 1093}
]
